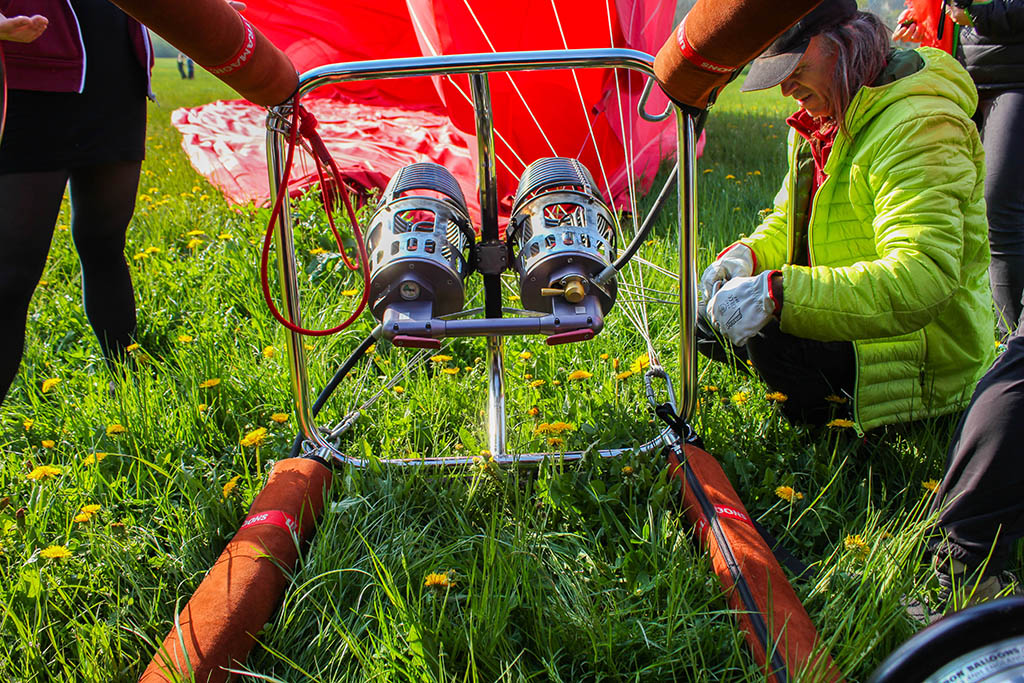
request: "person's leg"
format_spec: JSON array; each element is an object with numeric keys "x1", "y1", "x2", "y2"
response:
[
  {"x1": 0, "y1": 171, "x2": 69, "y2": 403},
  {"x1": 978, "y1": 90, "x2": 1024, "y2": 337},
  {"x1": 930, "y1": 328, "x2": 1024, "y2": 582},
  {"x1": 745, "y1": 321, "x2": 855, "y2": 424},
  {"x1": 68, "y1": 161, "x2": 141, "y2": 368}
]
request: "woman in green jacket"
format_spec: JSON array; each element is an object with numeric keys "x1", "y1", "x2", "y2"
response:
[{"x1": 701, "y1": 0, "x2": 993, "y2": 432}]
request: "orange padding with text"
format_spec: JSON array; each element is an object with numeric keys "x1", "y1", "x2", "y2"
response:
[
  {"x1": 668, "y1": 442, "x2": 844, "y2": 683},
  {"x1": 139, "y1": 458, "x2": 332, "y2": 683},
  {"x1": 653, "y1": 0, "x2": 821, "y2": 108},
  {"x1": 109, "y1": 0, "x2": 297, "y2": 105}
]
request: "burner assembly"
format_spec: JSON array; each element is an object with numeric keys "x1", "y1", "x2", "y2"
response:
[{"x1": 367, "y1": 157, "x2": 618, "y2": 347}]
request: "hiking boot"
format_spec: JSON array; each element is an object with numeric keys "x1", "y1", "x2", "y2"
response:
[{"x1": 934, "y1": 558, "x2": 1023, "y2": 613}]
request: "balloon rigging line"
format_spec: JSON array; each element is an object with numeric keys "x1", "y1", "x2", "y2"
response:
[
  {"x1": 457, "y1": 0, "x2": 560, "y2": 158},
  {"x1": 548, "y1": 0, "x2": 615, "y2": 205}
]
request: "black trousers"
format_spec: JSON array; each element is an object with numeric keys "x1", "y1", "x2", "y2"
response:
[
  {"x1": 930, "y1": 326, "x2": 1024, "y2": 574},
  {"x1": 697, "y1": 314, "x2": 856, "y2": 424},
  {"x1": 975, "y1": 88, "x2": 1024, "y2": 336}
]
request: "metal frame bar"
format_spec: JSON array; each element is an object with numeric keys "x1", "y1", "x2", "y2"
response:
[{"x1": 267, "y1": 49, "x2": 697, "y2": 467}]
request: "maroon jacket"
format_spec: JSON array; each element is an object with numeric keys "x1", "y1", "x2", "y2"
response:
[{"x1": 0, "y1": 0, "x2": 152, "y2": 94}]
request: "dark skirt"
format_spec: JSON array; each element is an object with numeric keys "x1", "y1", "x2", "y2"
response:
[{"x1": 0, "y1": 0, "x2": 147, "y2": 174}]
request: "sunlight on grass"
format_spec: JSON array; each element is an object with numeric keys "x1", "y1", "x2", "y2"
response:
[{"x1": 0, "y1": 59, "x2": 1011, "y2": 682}]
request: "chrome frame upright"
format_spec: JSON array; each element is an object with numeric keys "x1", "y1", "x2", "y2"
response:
[{"x1": 265, "y1": 49, "x2": 698, "y2": 467}]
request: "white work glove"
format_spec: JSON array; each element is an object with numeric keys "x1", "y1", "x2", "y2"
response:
[
  {"x1": 700, "y1": 243, "x2": 755, "y2": 302},
  {"x1": 707, "y1": 270, "x2": 780, "y2": 347}
]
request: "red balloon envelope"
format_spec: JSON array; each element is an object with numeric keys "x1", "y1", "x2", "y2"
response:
[{"x1": 172, "y1": 0, "x2": 695, "y2": 217}]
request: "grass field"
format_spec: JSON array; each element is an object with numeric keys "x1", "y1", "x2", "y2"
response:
[{"x1": 0, "y1": 58, "x2": 1017, "y2": 682}]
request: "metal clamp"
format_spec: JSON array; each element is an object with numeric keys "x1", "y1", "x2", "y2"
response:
[
  {"x1": 644, "y1": 365, "x2": 677, "y2": 412},
  {"x1": 638, "y1": 77, "x2": 673, "y2": 122},
  {"x1": 475, "y1": 239, "x2": 510, "y2": 274}
]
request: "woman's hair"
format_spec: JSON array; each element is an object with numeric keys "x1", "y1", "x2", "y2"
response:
[{"x1": 815, "y1": 11, "x2": 891, "y2": 136}]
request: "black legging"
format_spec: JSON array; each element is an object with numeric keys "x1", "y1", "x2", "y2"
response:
[
  {"x1": 0, "y1": 161, "x2": 140, "y2": 403},
  {"x1": 975, "y1": 89, "x2": 1024, "y2": 336}
]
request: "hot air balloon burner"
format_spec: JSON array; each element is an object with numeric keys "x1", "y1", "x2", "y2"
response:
[
  {"x1": 507, "y1": 157, "x2": 617, "y2": 316},
  {"x1": 364, "y1": 163, "x2": 475, "y2": 325}
]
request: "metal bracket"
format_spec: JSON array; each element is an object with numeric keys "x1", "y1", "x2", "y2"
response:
[{"x1": 475, "y1": 239, "x2": 510, "y2": 274}]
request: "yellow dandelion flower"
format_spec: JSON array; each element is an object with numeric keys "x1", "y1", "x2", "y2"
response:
[
  {"x1": 41, "y1": 378, "x2": 61, "y2": 393},
  {"x1": 454, "y1": 443, "x2": 464, "y2": 450},
  {"x1": 827, "y1": 418, "x2": 855, "y2": 429},
  {"x1": 222, "y1": 475, "x2": 241, "y2": 498},
  {"x1": 922, "y1": 479, "x2": 940, "y2": 494},
  {"x1": 615, "y1": 370, "x2": 634, "y2": 381},
  {"x1": 240, "y1": 427, "x2": 268, "y2": 448},
  {"x1": 106, "y1": 423, "x2": 126, "y2": 436},
  {"x1": 703, "y1": 168, "x2": 714, "y2": 174},
  {"x1": 825, "y1": 394, "x2": 848, "y2": 404},
  {"x1": 144, "y1": 246, "x2": 162, "y2": 255},
  {"x1": 270, "y1": 412, "x2": 289, "y2": 423},
  {"x1": 844, "y1": 534, "x2": 870, "y2": 558},
  {"x1": 40, "y1": 545, "x2": 72, "y2": 561},
  {"x1": 186, "y1": 238, "x2": 203, "y2": 249},
  {"x1": 524, "y1": 373, "x2": 533, "y2": 380},
  {"x1": 442, "y1": 367, "x2": 460, "y2": 375},
  {"x1": 218, "y1": 233, "x2": 233, "y2": 240},
  {"x1": 83, "y1": 452, "x2": 108, "y2": 466},
  {"x1": 518, "y1": 351, "x2": 533, "y2": 360},
  {"x1": 703, "y1": 385, "x2": 718, "y2": 393},
  {"x1": 81, "y1": 504, "x2": 101, "y2": 514},
  {"x1": 192, "y1": 186, "x2": 201, "y2": 193},
  {"x1": 176, "y1": 334, "x2": 193, "y2": 343},
  {"x1": 23, "y1": 419, "x2": 33, "y2": 431},
  {"x1": 309, "y1": 247, "x2": 327, "y2": 255},
  {"x1": 621, "y1": 465, "x2": 634, "y2": 475},
  {"x1": 766, "y1": 391, "x2": 788, "y2": 403},
  {"x1": 600, "y1": 353, "x2": 609, "y2": 360},
  {"x1": 630, "y1": 353, "x2": 650, "y2": 373},
  {"x1": 527, "y1": 406, "x2": 539, "y2": 417},
  {"x1": 366, "y1": 344, "x2": 376, "y2": 354},
  {"x1": 185, "y1": 230, "x2": 205, "y2": 236},
  {"x1": 74, "y1": 512, "x2": 92, "y2": 523},
  {"x1": 341, "y1": 289, "x2": 358, "y2": 296},
  {"x1": 430, "y1": 354, "x2": 452, "y2": 363},
  {"x1": 394, "y1": 386, "x2": 405, "y2": 394},
  {"x1": 731, "y1": 391, "x2": 749, "y2": 404},
  {"x1": 612, "y1": 358, "x2": 620, "y2": 370},
  {"x1": 424, "y1": 571, "x2": 454, "y2": 589},
  {"x1": 567, "y1": 370, "x2": 592, "y2": 381},
  {"x1": 547, "y1": 437, "x2": 566, "y2": 448},
  {"x1": 198, "y1": 378, "x2": 221, "y2": 389},
  {"x1": 125, "y1": 343, "x2": 140, "y2": 352},
  {"x1": 509, "y1": 293, "x2": 521, "y2": 301},
  {"x1": 775, "y1": 486, "x2": 804, "y2": 502},
  {"x1": 27, "y1": 465, "x2": 62, "y2": 481},
  {"x1": 132, "y1": 252, "x2": 149, "y2": 261},
  {"x1": 529, "y1": 379, "x2": 546, "y2": 388},
  {"x1": 725, "y1": 174, "x2": 736, "y2": 180},
  {"x1": 41, "y1": 440, "x2": 55, "y2": 449},
  {"x1": 552, "y1": 380, "x2": 561, "y2": 386},
  {"x1": 198, "y1": 403, "x2": 208, "y2": 412},
  {"x1": 262, "y1": 346, "x2": 276, "y2": 358},
  {"x1": 139, "y1": 194, "x2": 153, "y2": 203}
]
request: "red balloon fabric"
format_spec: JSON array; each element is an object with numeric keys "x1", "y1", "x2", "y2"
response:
[{"x1": 172, "y1": 0, "x2": 700, "y2": 217}]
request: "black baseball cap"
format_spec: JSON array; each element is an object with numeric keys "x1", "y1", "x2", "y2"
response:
[{"x1": 740, "y1": 0, "x2": 859, "y2": 92}]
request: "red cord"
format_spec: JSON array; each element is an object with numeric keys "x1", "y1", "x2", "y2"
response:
[{"x1": 260, "y1": 95, "x2": 371, "y2": 336}]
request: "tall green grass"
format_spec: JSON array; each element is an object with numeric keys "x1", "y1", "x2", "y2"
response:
[{"x1": 0, "y1": 59, "x2": 1016, "y2": 682}]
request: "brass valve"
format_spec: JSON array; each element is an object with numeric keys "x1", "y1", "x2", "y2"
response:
[{"x1": 540, "y1": 276, "x2": 586, "y2": 303}]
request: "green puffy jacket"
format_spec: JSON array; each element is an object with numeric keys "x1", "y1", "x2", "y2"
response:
[{"x1": 738, "y1": 47, "x2": 994, "y2": 432}]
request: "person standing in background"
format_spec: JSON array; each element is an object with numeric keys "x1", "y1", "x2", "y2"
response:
[
  {"x1": 896, "y1": 1, "x2": 1024, "y2": 336},
  {"x1": 176, "y1": 50, "x2": 187, "y2": 78},
  {"x1": 0, "y1": 0, "x2": 153, "y2": 405}
]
